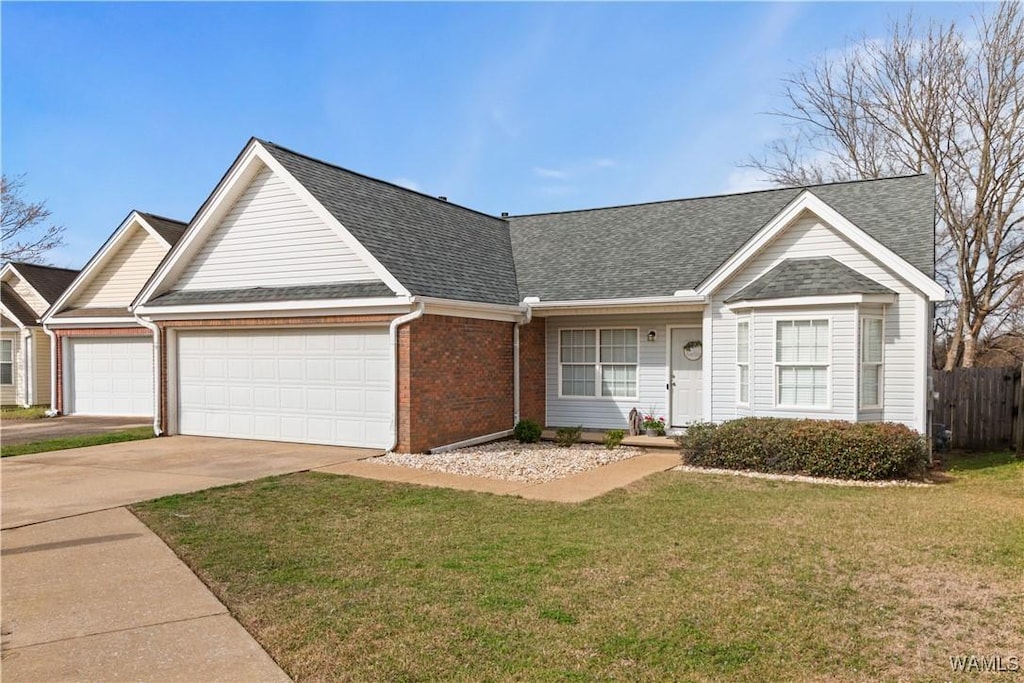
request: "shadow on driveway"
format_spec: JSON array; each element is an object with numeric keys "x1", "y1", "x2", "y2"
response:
[{"x1": 0, "y1": 415, "x2": 151, "y2": 446}]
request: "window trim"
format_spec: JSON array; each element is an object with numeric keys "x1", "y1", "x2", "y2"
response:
[
  {"x1": 0, "y1": 339, "x2": 13, "y2": 386},
  {"x1": 557, "y1": 327, "x2": 639, "y2": 400},
  {"x1": 736, "y1": 317, "x2": 750, "y2": 407},
  {"x1": 772, "y1": 316, "x2": 832, "y2": 410},
  {"x1": 859, "y1": 315, "x2": 885, "y2": 410}
]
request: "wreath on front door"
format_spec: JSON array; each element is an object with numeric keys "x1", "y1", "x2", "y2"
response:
[{"x1": 682, "y1": 340, "x2": 703, "y2": 361}]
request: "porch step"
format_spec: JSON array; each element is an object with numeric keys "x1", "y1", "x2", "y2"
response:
[{"x1": 541, "y1": 429, "x2": 679, "y2": 450}]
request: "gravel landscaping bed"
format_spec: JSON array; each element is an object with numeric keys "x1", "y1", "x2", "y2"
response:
[{"x1": 373, "y1": 440, "x2": 645, "y2": 483}]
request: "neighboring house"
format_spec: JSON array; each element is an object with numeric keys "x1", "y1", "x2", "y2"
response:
[
  {"x1": 0, "y1": 263, "x2": 79, "y2": 407},
  {"x1": 41, "y1": 211, "x2": 186, "y2": 418},
  {"x1": 124, "y1": 137, "x2": 944, "y2": 452}
]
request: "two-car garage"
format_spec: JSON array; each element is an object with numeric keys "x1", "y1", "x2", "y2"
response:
[{"x1": 174, "y1": 328, "x2": 394, "y2": 449}]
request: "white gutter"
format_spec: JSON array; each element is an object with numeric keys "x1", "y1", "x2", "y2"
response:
[
  {"x1": 41, "y1": 323, "x2": 58, "y2": 413},
  {"x1": 513, "y1": 301, "x2": 534, "y2": 425},
  {"x1": 526, "y1": 293, "x2": 706, "y2": 310},
  {"x1": 135, "y1": 316, "x2": 163, "y2": 436},
  {"x1": 21, "y1": 328, "x2": 33, "y2": 407},
  {"x1": 386, "y1": 299, "x2": 424, "y2": 452}
]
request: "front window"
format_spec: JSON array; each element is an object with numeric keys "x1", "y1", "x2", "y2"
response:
[
  {"x1": 860, "y1": 317, "x2": 884, "y2": 408},
  {"x1": 737, "y1": 320, "x2": 750, "y2": 404},
  {"x1": 560, "y1": 328, "x2": 637, "y2": 398},
  {"x1": 775, "y1": 319, "x2": 829, "y2": 407},
  {"x1": 0, "y1": 340, "x2": 12, "y2": 385}
]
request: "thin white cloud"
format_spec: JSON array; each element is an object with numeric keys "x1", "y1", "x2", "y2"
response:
[
  {"x1": 390, "y1": 177, "x2": 421, "y2": 192},
  {"x1": 722, "y1": 168, "x2": 771, "y2": 194},
  {"x1": 534, "y1": 167, "x2": 569, "y2": 179},
  {"x1": 591, "y1": 158, "x2": 617, "y2": 169}
]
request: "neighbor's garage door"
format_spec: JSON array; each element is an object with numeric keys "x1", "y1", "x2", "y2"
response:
[
  {"x1": 176, "y1": 328, "x2": 392, "y2": 448},
  {"x1": 66, "y1": 337, "x2": 154, "y2": 416}
]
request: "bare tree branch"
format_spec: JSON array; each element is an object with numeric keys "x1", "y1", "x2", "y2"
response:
[{"x1": 1, "y1": 174, "x2": 66, "y2": 264}]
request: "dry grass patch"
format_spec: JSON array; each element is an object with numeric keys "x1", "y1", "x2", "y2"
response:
[{"x1": 134, "y1": 451, "x2": 1023, "y2": 682}]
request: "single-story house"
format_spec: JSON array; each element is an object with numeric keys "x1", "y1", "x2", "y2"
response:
[
  {"x1": 114, "y1": 137, "x2": 943, "y2": 452},
  {"x1": 40, "y1": 211, "x2": 186, "y2": 418},
  {"x1": 1, "y1": 262, "x2": 79, "y2": 407}
]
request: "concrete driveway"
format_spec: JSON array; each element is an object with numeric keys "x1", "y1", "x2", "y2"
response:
[
  {"x1": 1, "y1": 436, "x2": 378, "y2": 682},
  {"x1": 1, "y1": 415, "x2": 152, "y2": 446}
]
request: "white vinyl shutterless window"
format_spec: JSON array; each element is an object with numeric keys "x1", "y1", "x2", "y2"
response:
[
  {"x1": 860, "y1": 317, "x2": 884, "y2": 408},
  {"x1": 559, "y1": 328, "x2": 638, "y2": 399},
  {"x1": 0, "y1": 340, "x2": 12, "y2": 385},
  {"x1": 737, "y1": 319, "x2": 750, "y2": 405},
  {"x1": 775, "y1": 319, "x2": 830, "y2": 408}
]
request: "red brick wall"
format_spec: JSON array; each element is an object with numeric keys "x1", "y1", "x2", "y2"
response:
[
  {"x1": 53, "y1": 327, "x2": 150, "y2": 414},
  {"x1": 397, "y1": 314, "x2": 515, "y2": 453},
  {"x1": 518, "y1": 319, "x2": 546, "y2": 426}
]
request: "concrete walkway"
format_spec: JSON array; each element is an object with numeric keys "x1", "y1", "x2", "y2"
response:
[
  {"x1": 317, "y1": 450, "x2": 681, "y2": 503},
  {"x1": 1, "y1": 436, "x2": 377, "y2": 682}
]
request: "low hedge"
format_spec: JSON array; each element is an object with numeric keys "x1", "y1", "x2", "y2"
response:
[{"x1": 675, "y1": 417, "x2": 928, "y2": 481}]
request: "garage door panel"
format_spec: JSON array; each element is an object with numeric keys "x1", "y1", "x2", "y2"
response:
[
  {"x1": 68, "y1": 338, "x2": 153, "y2": 416},
  {"x1": 177, "y1": 328, "x2": 392, "y2": 448}
]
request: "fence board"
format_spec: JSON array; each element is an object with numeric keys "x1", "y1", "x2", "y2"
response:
[{"x1": 933, "y1": 366, "x2": 1021, "y2": 451}]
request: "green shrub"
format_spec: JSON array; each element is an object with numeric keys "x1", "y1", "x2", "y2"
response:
[
  {"x1": 514, "y1": 419, "x2": 542, "y2": 443},
  {"x1": 675, "y1": 417, "x2": 928, "y2": 481},
  {"x1": 555, "y1": 425, "x2": 583, "y2": 448},
  {"x1": 603, "y1": 429, "x2": 625, "y2": 450}
]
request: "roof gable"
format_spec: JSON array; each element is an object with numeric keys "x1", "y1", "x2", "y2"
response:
[
  {"x1": 726, "y1": 257, "x2": 894, "y2": 302},
  {"x1": 509, "y1": 175, "x2": 935, "y2": 302},
  {"x1": 1, "y1": 282, "x2": 38, "y2": 326},
  {"x1": 46, "y1": 211, "x2": 182, "y2": 318},
  {"x1": 2, "y1": 262, "x2": 78, "y2": 307},
  {"x1": 262, "y1": 142, "x2": 520, "y2": 306}
]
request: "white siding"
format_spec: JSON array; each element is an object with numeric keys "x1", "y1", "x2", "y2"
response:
[
  {"x1": 72, "y1": 226, "x2": 169, "y2": 308},
  {"x1": 545, "y1": 312, "x2": 701, "y2": 429},
  {"x1": 709, "y1": 211, "x2": 927, "y2": 431},
  {"x1": 33, "y1": 329, "x2": 51, "y2": 405},
  {"x1": 175, "y1": 165, "x2": 380, "y2": 291}
]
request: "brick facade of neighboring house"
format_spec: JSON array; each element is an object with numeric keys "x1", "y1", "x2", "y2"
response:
[
  {"x1": 52, "y1": 327, "x2": 150, "y2": 414},
  {"x1": 398, "y1": 314, "x2": 515, "y2": 453}
]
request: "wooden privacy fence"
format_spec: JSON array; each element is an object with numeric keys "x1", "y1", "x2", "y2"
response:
[{"x1": 933, "y1": 366, "x2": 1022, "y2": 451}]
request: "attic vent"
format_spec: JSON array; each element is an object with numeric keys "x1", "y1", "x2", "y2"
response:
[
  {"x1": 438, "y1": 196, "x2": 448, "y2": 202},
  {"x1": 501, "y1": 212, "x2": 509, "y2": 217}
]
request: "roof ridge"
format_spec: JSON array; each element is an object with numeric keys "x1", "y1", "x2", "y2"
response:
[
  {"x1": 137, "y1": 211, "x2": 187, "y2": 226},
  {"x1": 8, "y1": 261, "x2": 79, "y2": 273},
  {"x1": 258, "y1": 138, "x2": 509, "y2": 225},
  {"x1": 508, "y1": 173, "x2": 930, "y2": 219}
]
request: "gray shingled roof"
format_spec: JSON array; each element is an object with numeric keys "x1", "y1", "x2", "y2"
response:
[
  {"x1": 508, "y1": 175, "x2": 934, "y2": 302},
  {"x1": 9, "y1": 262, "x2": 79, "y2": 305},
  {"x1": 726, "y1": 257, "x2": 895, "y2": 303},
  {"x1": 139, "y1": 212, "x2": 187, "y2": 246},
  {"x1": 1, "y1": 282, "x2": 39, "y2": 325},
  {"x1": 51, "y1": 306, "x2": 133, "y2": 319},
  {"x1": 261, "y1": 141, "x2": 520, "y2": 306},
  {"x1": 145, "y1": 282, "x2": 395, "y2": 307}
]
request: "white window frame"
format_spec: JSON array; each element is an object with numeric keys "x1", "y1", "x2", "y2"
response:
[
  {"x1": 773, "y1": 317, "x2": 832, "y2": 410},
  {"x1": 0, "y1": 339, "x2": 12, "y2": 386},
  {"x1": 736, "y1": 318, "x2": 750, "y2": 406},
  {"x1": 859, "y1": 315, "x2": 884, "y2": 409},
  {"x1": 557, "y1": 327, "x2": 639, "y2": 400}
]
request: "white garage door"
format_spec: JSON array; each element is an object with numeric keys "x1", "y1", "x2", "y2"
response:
[
  {"x1": 67, "y1": 337, "x2": 154, "y2": 416},
  {"x1": 177, "y1": 328, "x2": 392, "y2": 448}
]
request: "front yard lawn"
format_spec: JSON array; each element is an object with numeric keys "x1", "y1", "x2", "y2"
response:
[
  {"x1": 134, "y1": 452, "x2": 1023, "y2": 682},
  {"x1": 1, "y1": 427, "x2": 155, "y2": 457}
]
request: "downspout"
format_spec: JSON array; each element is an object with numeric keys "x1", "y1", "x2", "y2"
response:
[
  {"x1": 513, "y1": 301, "x2": 534, "y2": 425},
  {"x1": 386, "y1": 299, "x2": 424, "y2": 452},
  {"x1": 21, "y1": 328, "x2": 33, "y2": 407},
  {"x1": 136, "y1": 316, "x2": 163, "y2": 436},
  {"x1": 42, "y1": 323, "x2": 58, "y2": 414}
]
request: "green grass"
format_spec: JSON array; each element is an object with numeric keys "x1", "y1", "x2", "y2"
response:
[
  {"x1": 0, "y1": 405, "x2": 48, "y2": 420},
  {"x1": 134, "y1": 451, "x2": 1024, "y2": 682},
  {"x1": 1, "y1": 427, "x2": 155, "y2": 457}
]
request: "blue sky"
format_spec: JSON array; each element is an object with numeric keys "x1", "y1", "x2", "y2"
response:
[{"x1": 3, "y1": 2, "x2": 976, "y2": 268}]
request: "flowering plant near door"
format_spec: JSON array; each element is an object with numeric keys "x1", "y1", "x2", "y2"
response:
[{"x1": 642, "y1": 414, "x2": 666, "y2": 436}]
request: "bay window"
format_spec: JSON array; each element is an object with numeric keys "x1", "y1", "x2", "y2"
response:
[{"x1": 775, "y1": 319, "x2": 829, "y2": 407}]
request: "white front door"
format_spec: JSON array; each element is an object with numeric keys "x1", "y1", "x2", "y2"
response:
[{"x1": 670, "y1": 328, "x2": 703, "y2": 426}]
